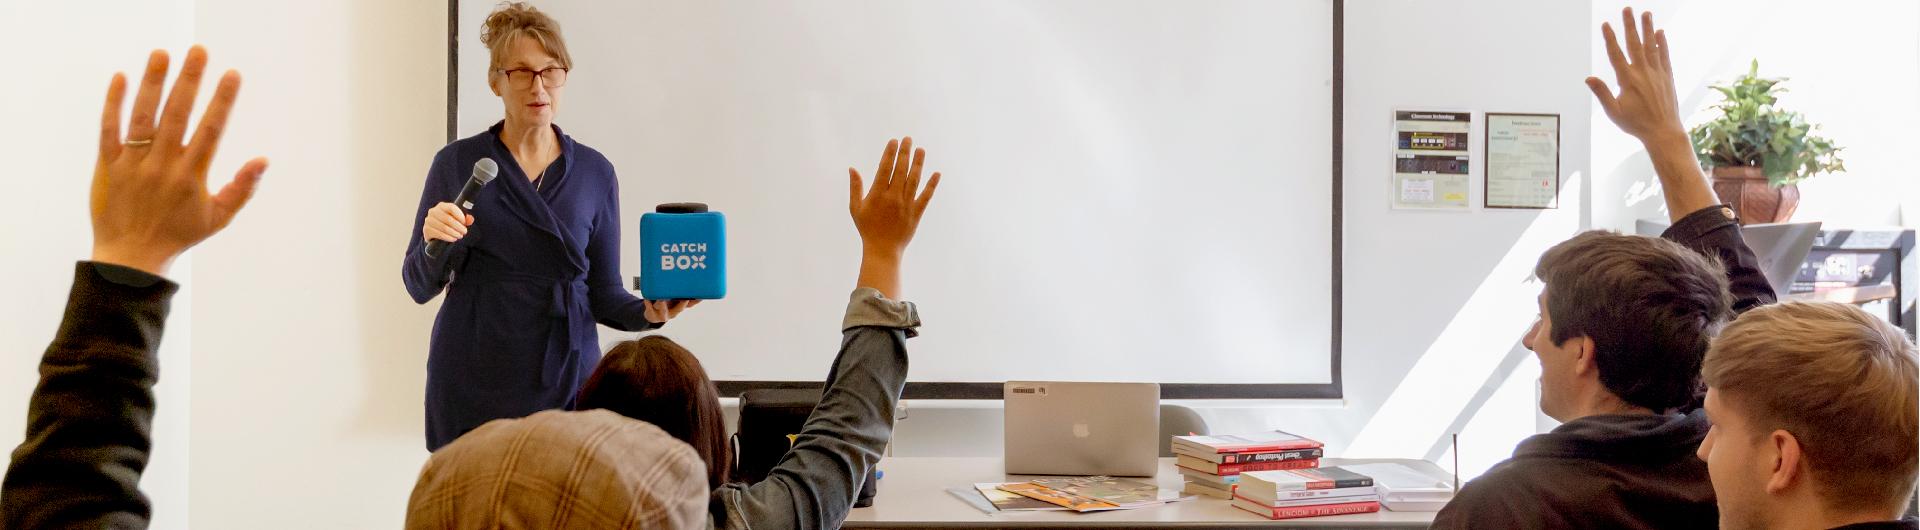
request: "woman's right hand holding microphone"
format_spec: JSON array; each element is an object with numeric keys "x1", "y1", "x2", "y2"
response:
[{"x1": 422, "y1": 202, "x2": 473, "y2": 244}]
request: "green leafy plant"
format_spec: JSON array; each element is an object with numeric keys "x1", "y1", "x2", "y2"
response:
[{"x1": 1689, "y1": 60, "x2": 1844, "y2": 187}]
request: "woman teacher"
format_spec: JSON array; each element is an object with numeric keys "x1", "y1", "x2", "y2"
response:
[{"x1": 402, "y1": 3, "x2": 696, "y2": 451}]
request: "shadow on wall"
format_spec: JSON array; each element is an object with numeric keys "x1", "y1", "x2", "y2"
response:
[
  {"x1": 1344, "y1": 174, "x2": 1584, "y2": 480},
  {"x1": 346, "y1": 0, "x2": 446, "y2": 443},
  {"x1": 1595, "y1": 41, "x2": 1740, "y2": 232},
  {"x1": 1608, "y1": 151, "x2": 1665, "y2": 227}
]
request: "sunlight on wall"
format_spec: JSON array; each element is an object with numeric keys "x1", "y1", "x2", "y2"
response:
[
  {"x1": 1593, "y1": 0, "x2": 1918, "y2": 231},
  {"x1": 1345, "y1": 174, "x2": 1583, "y2": 465}
]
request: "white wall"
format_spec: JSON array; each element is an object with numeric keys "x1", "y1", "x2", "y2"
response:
[
  {"x1": 1336, "y1": 0, "x2": 1590, "y2": 480},
  {"x1": 1591, "y1": 0, "x2": 1918, "y2": 232},
  {"x1": 182, "y1": 0, "x2": 446, "y2": 527},
  {"x1": 4, "y1": 1, "x2": 449, "y2": 528},
  {"x1": 885, "y1": 0, "x2": 1593, "y2": 484},
  {"x1": 0, "y1": 2, "x2": 196, "y2": 528}
]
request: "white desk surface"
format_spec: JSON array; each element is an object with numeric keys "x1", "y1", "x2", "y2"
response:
[{"x1": 846, "y1": 457, "x2": 1442, "y2": 529}]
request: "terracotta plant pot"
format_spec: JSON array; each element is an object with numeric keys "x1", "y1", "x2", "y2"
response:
[{"x1": 1709, "y1": 166, "x2": 1799, "y2": 225}]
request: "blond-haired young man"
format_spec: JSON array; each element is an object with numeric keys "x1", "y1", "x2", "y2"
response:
[{"x1": 1699, "y1": 302, "x2": 1919, "y2": 530}]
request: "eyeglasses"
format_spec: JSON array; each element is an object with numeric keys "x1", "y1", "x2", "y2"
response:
[{"x1": 496, "y1": 66, "x2": 569, "y2": 89}]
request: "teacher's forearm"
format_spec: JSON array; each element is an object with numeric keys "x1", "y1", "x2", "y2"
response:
[{"x1": 589, "y1": 288, "x2": 660, "y2": 331}]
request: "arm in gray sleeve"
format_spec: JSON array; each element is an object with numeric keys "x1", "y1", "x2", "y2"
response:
[{"x1": 709, "y1": 287, "x2": 919, "y2": 530}]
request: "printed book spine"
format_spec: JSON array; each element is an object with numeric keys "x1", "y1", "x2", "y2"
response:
[
  {"x1": 1172, "y1": 446, "x2": 1324, "y2": 464},
  {"x1": 1232, "y1": 499, "x2": 1382, "y2": 520},
  {"x1": 1199, "y1": 458, "x2": 1321, "y2": 476},
  {"x1": 1223, "y1": 448, "x2": 1324, "y2": 464}
]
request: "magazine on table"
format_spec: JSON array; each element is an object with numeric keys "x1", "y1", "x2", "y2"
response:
[{"x1": 996, "y1": 476, "x2": 1192, "y2": 512}]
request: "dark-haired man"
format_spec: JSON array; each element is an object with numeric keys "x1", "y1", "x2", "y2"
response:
[{"x1": 1431, "y1": 8, "x2": 1776, "y2": 529}]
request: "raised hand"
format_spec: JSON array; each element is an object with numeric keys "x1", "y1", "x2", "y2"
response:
[
  {"x1": 1587, "y1": 7, "x2": 1684, "y2": 145},
  {"x1": 1586, "y1": 7, "x2": 1715, "y2": 220},
  {"x1": 848, "y1": 137, "x2": 941, "y2": 299},
  {"x1": 91, "y1": 46, "x2": 268, "y2": 277},
  {"x1": 850, "y1": 137, "x2": 941, "y2": 258}
]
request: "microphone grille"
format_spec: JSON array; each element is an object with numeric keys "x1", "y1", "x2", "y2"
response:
[{"x1": 474, "y1": 158, "x2": 500, "y2": 184}]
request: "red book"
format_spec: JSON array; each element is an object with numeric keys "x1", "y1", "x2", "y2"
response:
[
  {"x1": 1176, "y1": 456, "x2": 1319, "y2": 475},
  {"x1": 1230, "y1": 498, "x2": 1381, "y2": 520}
]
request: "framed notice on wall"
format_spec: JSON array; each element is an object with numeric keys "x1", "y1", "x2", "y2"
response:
[
  {"x1": 1391, "y1": 110, "x2": 1472, "y2": 210},
  {"x1": 1484, "y1": 113, "x2": 1560, "y2": 209}
]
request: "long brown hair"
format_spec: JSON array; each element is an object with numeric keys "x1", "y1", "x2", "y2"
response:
[{"x1": 575, "y1": 335, "x2": 730, "y2": 490}]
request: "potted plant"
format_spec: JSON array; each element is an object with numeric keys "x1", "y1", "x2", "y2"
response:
[{"x1": 1689, "y1": 60, "x2": 1844, "y2": 225}]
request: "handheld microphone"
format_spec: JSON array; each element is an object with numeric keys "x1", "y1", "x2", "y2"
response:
[{"x1": 425, "y1": 158, "x2": 499, "y2": 258}]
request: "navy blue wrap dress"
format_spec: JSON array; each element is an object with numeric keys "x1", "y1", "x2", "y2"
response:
[{"x1": 402, "y1": 121, "x2": 656, "y2": 450}]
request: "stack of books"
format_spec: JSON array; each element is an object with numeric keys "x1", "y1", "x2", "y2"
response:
[
  {"x1": 1230, "y1": 467, "x2": 1380, "y2": 520},
  {"x1": 1171, "y1": 431, "x2": 1325, "y2": 500}
]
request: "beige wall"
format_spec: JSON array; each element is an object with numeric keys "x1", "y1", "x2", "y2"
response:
[
  {"x1": 2, "y1": 1, "x2": 447, "y2": 526},
  {"x1": 0, "y1": 2, "x2": 196, "y2": 528},
  {"x1": 184, "y1": 0, "x2": 446, "y2": 527}
]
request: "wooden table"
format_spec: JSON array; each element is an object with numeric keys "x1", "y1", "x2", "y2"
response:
[{"x1": 845, "y1": 457, "x2": 1442, "y2": 529}]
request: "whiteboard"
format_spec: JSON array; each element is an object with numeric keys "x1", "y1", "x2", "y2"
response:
[{"x1": 453, "y1": 0, "x2": 1337, "y2": 394}]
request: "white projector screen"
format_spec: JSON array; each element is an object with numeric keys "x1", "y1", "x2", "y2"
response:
[{"x1": 452, "y1": 0, "x2": 1338, "y2": 397}]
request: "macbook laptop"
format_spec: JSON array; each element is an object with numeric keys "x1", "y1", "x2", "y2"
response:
[
  {"x1": 1003, "y1": 381, "x2": 1160, "y2": 477},
  {"x1": 1738, "y1": 221, "x2": 1822, "y2": 296},
  {"x1": 1636, "y1": 219, "x2": 1821, "y2": 297}
]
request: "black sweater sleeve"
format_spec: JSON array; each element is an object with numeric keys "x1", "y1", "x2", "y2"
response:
[
  {"x1": 1, "y1": 262, "x2": 176, "y2": 530},
  {"x1": 1660, "y1": 205, "x2": 1778, "y2": 315}
]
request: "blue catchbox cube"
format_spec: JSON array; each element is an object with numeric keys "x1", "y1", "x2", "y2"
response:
[{"x1": 639, "y1": 203, "x2": 727, "y2": 300}]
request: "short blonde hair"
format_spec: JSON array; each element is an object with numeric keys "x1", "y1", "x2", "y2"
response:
[
  {"x1": 480, "y1": 2, "x2": 573, "y2": 70},
  {"x1": 1704, "y1": 301, "x2": 1919, "y2": 510}
]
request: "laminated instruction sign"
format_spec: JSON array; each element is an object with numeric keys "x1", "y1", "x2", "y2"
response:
[
  {"x1": 1392, "y1": 111, "x2": 1471, "y2": 210},
  {"x1": 1484, "y1": 113, "x2": 1561, "y2": 209}
]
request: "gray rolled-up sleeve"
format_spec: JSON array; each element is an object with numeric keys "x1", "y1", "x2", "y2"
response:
[
  {"x1": 841, "y1": 287, "x2": 920, "y2": 336},
  {"x1": 711, "y1": 288, "x2": 919, "y2": 530}
]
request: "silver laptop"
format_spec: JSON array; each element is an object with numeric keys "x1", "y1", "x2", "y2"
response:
[
  {"x1": 1739, "y1": 221, "x2": 1822, "y2": 296},
  {"x1": 1003, "y1": 381, "x2": 1160, "y2": 477},
  {"x1": 1636, "y1": 219, "x2": 1821, "y2": 297}
]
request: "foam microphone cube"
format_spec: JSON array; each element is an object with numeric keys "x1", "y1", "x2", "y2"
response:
[{"x1": 639, "y1": 203, "x2": 727, "y2": 300}]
